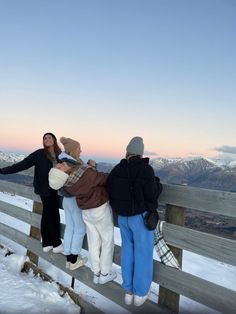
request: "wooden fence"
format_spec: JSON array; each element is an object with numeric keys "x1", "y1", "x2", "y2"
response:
[{"x1": 0, "y1": 179, "x2": 236, "y2": 314}]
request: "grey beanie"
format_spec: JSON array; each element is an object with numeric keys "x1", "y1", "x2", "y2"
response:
[{"x1": 126, "y1": 136, "x2": 144, "y2": 156}]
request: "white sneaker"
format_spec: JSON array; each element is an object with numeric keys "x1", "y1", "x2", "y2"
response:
[
  {"x1": 43, "y1": 246, "x2": 53, "y2": 253},
  {"x1": 124, "y1": 293, "x2": 134, "y2": 305},
  {"x1": 93, "y1": 273, "x2": 100, "y2": 284},
  {"x1": 69, "y1": 256, "x2": 88, "y2": 270},
  {"x1": 65, "y1": 261, "x2": 70, "y2": 269},
  {"x1": 52, "y1": 244, "x2": 64, "y2": 253},
  {"x1": 134, "y1": 294, "x2": 149, "y2": 306},
  {"x1": 99, "y1": 271, "x2": 117, "y2": 284}
]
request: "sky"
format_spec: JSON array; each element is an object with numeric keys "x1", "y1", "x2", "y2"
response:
[
  {"x1": 0, "y1": 0, "x2": 236, "y2": 162},
  {"x1": 1, "y1": 191, "x2": 236, "y2": 313}
]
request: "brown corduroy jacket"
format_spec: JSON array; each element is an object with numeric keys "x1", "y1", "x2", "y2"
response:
[{"x1": 65, "y1": 167, "x2": 109, "y2": 209}]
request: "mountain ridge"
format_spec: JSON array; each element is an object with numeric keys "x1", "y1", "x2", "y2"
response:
[
  {"x1": 1, "y1": 151, "x2": 236, "y2": 191},
  {"x1": 0, "y1": 151, "x2": 235, "y2": 238}
]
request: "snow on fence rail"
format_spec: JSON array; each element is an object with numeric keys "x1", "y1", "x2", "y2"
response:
[{"x1": 0, "y1": 179, "x2": 236, "y2": 314}]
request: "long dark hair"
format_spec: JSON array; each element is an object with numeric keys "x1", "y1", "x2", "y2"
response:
[{"x1": 43, "y1": 132, "x2": 62, "y2": 160}]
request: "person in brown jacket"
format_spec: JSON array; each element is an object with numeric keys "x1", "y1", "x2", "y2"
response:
[{"x1": 48, "y1": 139, "x2": 116, "y2": 285}]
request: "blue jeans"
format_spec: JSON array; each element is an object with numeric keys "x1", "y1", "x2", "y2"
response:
[
  {"x1": 63, "y1": 197, "x2": 86, "y2": 255},
  {"x1": 118, "y1": 213, "x2": 154, "y2": 296}
]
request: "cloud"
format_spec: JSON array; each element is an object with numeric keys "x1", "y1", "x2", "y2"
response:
[
  {"x1": 214, "y1": 146, "x2": 236, "y2": 154},
  {"x1": 144, "y1": 150, "x2": 158, "y2": 156}
]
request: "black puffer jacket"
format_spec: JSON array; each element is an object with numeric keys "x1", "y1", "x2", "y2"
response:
[
  {"x1": 0, "y1": 149, "x2": 57, "y2": 196},
  {"x1": 107, "y1": 157, "x2": 160, "y2": 216}
]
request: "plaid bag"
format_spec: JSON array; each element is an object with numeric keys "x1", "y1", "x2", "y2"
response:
[{"x1": 154, "y1": 221, "x2": 180, "y2": 269}]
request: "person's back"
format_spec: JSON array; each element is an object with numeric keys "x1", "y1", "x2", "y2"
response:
[
  {"x1": 107, "y1": 136, "x2": 161, "y2": 307},
  {"x1": 65, "y1": 165, "x2": 109, "y2": 210},
  {"x1": 107, "y1": 156, "x2": 158, "y2": 216}
]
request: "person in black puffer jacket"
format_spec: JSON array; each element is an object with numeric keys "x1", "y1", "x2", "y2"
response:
[
  {"x1": 0, "y1": 132, "x2": 63, "y2": 253},
  {"x1": 107, "y1": 136, "x2": 162, "y2": 307}
]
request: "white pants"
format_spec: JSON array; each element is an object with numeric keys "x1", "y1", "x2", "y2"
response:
[{"x1": 82, "y1": 202, "x2": 114, "y2": 275}]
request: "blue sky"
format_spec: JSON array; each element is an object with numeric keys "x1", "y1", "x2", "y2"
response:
[{"x1": 0, "y1": 0, "x2": 235, "y2": 162}]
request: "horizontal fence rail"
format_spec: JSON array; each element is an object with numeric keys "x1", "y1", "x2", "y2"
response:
[
  {"x1": 164, "y1": 223, "x2": 236, "y2": 267},
  {"x1": 0, "y1": 179, "x2": 236, "y2": 314},
  {"x1": 0, "y1": 221, "x2": 168, "y2": 314},
  {"x1": 1, "y1": 180, "x2": 236, "y2": 217},
  {"x1": 160, "y1": 184, "x2": 236, "y2": 218}
]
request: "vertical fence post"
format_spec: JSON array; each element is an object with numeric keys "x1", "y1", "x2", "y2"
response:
[
  {"x1": 27, "y1": 201, "x2": 43, "y2": 265},
  {"x1": 158, "y1": 204, "x2": 185, "y2": 313}
]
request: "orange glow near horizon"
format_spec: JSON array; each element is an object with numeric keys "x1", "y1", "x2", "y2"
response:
[
  {"x1": 0, "y1": 141, "x2": 218, "y2": 160},
  {"x1": 0, "y1": 131, "x2": 219, "y2": 159}
]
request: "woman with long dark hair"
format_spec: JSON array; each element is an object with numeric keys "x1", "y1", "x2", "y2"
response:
[{"x1": 0, "y1": 132, "x2": 63, "y2": 253}]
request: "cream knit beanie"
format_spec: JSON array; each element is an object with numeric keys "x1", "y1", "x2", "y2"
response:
[{"x1": 49, "y1": 168, "x2": 69, "y2": 190}]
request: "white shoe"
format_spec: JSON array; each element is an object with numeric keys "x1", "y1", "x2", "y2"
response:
[
  {"x1": 134, "y1": 294, "x2": 149, "y2": 306},
  {"x1": 43, "y1": 246, "x2": 53, "y2": 253},
  {"x1": 52, "y1": 244, "x2": 64, "y2": 253},
  {"x1": 69, "y1": 256, "x2": 88, "y2": 270},
  {"x1": 99, "y1": 271, "x2": 117, "y2": 284},
  {"x1": 124, "y1": 293, "x2": 134, "y2": 305},
  {"x1": 93, "y1": 273, "x2": 100, "y2": 284},
  {"x1": 65, "y1": 261, "x2": 70, "y2": 269}
]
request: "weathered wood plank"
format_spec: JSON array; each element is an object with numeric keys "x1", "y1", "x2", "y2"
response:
[
  {"x1": 0, "y1": 200, "x2": 41, "y2": 228},
  {"x1": 1, "y1": 179, "x2": 236, "y2": 314},
  {"x1": 153, "y1": 261, "x2": 236, "y2": 314},
  {"x1": 159, "y1": 205, "x2": 185, "y2": 313},
  {"x1": 0, "y1": 223, "x2": 171, "y2": 314},
  {"x1": 159, "y1": 184, "x2": 236, "y2": 217},
  {"x1": 2, "y1": 221, "x2": 236, "y2": 314},
  {"x1": 2, "y1": 200, "x2": 236, "y2": 267},
  {"x1": 0, "y1": 180, "x2": 40, "y2": 202},
  {"x1": 27, "y1": 201, "x2": 43, "y2": 264},
  {"x1": 163, "y1": 222, "x2": 236, "y2": 267},
  {"x1": 0, "y1": 201, "x2": 89, "y2": 251},
  {"x1": 1, "y1": 179, "x2": 236, "y2": 217}
]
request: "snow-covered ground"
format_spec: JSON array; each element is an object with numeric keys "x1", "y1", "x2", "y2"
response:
[
  {"x1": 0, "y1": 191, "x2": 236, "y2": 313},
  {"x1": 0, "y1": 252, "x2": 80, "y2": 314}
]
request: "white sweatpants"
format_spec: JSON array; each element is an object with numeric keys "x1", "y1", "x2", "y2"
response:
[{"x1": 82, "y1": 202, "x2": 114, "y2": 275}]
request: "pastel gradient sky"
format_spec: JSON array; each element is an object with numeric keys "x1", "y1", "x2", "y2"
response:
[{"x1": 0, "y1": 0, "x2": 235, "y2": 162}]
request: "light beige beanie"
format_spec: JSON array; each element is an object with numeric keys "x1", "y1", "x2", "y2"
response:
[{"x1": 60, "y1": 137, "x2": 80, "y2": 154}]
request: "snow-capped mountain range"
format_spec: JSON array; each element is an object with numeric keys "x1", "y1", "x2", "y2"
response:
[
  {"x1": 1, "y1": 152, "x2": 236, "y2": 191},
  {"x1": 0, "y1": 151, "x2": 25, "y2": 163},
  {"x1": 150, "y1": 156, "x2": 236, "y2": 170},
  {"x1": 149, "y1": 156, "x2": 236, "y2": 191}
]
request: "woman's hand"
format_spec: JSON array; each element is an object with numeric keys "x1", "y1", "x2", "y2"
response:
[{"x1": 87, "y1": 159, "x2": 97, "y2": 169}]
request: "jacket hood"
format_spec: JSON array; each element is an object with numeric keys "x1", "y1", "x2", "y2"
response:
[{"x1": 119, "y1": 157, "x2": 150, "y2": 167}]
